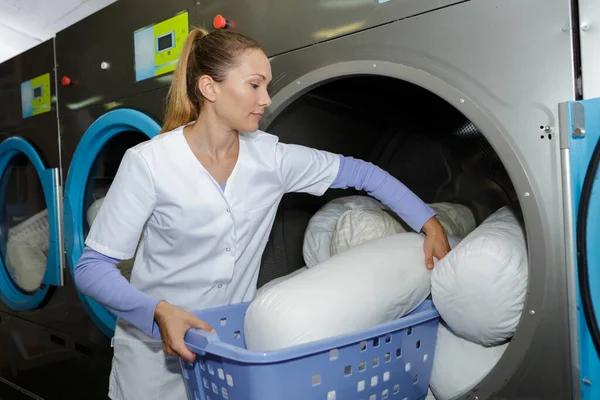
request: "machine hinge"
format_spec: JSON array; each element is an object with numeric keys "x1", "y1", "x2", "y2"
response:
[{"x1": 572, "y1": 102, "x2": 586, "y2": 138}]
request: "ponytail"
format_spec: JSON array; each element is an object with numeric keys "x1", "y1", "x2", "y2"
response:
[{"x1": 160, "y1": 28, "x2": 208, "y2": 133}]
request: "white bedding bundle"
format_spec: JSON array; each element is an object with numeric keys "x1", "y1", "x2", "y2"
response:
[{"x1": 246, "y1": 196, "x2": 527, "y2": 399}]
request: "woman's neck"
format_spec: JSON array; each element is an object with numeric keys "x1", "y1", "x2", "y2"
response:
[{"x1": 183, "y1": 111, "x2": 238, "y2": 159}]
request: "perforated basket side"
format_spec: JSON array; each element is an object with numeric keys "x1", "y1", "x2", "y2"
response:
[{"x1": 182, "y1": 301, "x2": 439, "y2": 400}]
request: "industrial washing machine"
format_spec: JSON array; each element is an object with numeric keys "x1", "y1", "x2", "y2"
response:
[
  {"x1": 201, "y1": 0, "x2": 582, "y2": 399},
  {"x1": 56, "y1": 0, "x2": 198, "y2": 371},
  {"x1": 0, "y1": 38, "x2": 71, "y2": 400}
]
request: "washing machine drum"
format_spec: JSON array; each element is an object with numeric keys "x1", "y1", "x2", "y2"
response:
[{"x1": 258, "y1": 122, "x2": 508, "y2": 287}]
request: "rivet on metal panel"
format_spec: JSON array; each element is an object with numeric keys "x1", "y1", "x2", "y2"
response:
[
  {"x1": 562, "y1": 25, "x2": 569, "y2": 32},
  {"x1": 524, "y1": 192, "x2": 530, "y2": 197},
  {"x1": 459, "y1": 99, "x2": 465, "y2": 103},
  {"x1": 297, "y1": 81, "x2": 301, "y2": 85},
  {"x1": 573, "y1": 127, "x2": 586, "y2": 137},
  {"x1": 583, "y1": 377, "x2": 592, "y2": 385},
  {"x1": 372, "y1": 63, "x2": 377, "y2": 68},
  {"x1": 100, "y1": 62, "x2": 110, "y2": 70},
  {"x1": 529, "y1": 310, "x2": 535, "y2": 315},
  {"x1": 582, "y1": 24, "x2": 590, "y2": 32},
  {"x1": 544, "y1": 126, "x2": 552, "y2": 133}
]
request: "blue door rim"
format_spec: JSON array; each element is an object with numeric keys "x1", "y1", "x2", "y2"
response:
[
  {"x1": 567, "y1": 99, "x2": 600, "y2": 397},
  {"x1": 64, "y1": 108, "x2": 160, "y2": 337},
  {"x1": 0, "y1": 136, "x2": 60, "y2": 311}
]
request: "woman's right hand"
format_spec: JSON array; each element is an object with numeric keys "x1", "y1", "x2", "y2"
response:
[{"x1": 154, "y1": 300, "x2": 215, "y2": 363}]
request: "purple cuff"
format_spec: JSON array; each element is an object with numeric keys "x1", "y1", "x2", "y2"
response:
[
  {"x1": 73, "y1": 246, "x2": 161, "y2": 339},
  {"x1": 330, "y1": 155, "x2": 436, "y2": 232}
]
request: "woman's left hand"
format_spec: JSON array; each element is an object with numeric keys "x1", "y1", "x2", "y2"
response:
[{"x1": 421, "y1": 217, "x2": 451, "y2": 270}]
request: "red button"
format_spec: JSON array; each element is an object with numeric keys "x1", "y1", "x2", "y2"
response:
[
  {"x1": 213, "y1": 14, "x2": 227, "y2": 29},
  {"x1": 61, "y1": 76, "x2": 71, "y2": 86}
]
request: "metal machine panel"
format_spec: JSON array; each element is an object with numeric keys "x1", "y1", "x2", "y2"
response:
[
  {"x1": 59, "y1": 87, "x2": 167, "y2": 173},
  {"x1": 0, "y1": 70, "x2": 19, "y2": 135},
  {"x1": 0, "y1": 39, "x2": 59, "y2": 168},
  {"x1": 0, "y1": 309, "x2": 113, "y2": 400},
  {"x1": 579, "y1": 0, "x2": 600, "y2": 98},
  {"x1": 197, "y1": 0, "x2": 464, "y2": 57},
  {"x1": 0, "y1": 39, "x2": 64, "y2": 299},
  {"x1": 256, "y1": 0, "x2": 576, "y2": 398},
  {"x1": 55, "y1": 0, "x2": 197, "y2": 116}
]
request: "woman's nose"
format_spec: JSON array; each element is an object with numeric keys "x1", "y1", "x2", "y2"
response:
[{"x1": 260, "y1": 91, "x2": 272, "y2": 107}]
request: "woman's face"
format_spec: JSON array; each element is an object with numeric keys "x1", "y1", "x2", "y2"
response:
[{"x1": 213, "y1": 48, "x2": 273, "y2": 133}]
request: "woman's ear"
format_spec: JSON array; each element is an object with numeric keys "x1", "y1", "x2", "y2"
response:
[{"x1": 198, "y1": 75, "x2": 217, "y2": 103}]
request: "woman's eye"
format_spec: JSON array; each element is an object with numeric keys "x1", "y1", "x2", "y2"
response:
[{"x1": 250, "y1": 83, "x2": 259, "y2": 89}]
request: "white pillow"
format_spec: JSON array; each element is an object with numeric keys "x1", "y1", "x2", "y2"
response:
[
  {"x1": 245, "y1": 232, "x2": 432, "y2": 351},
  {"x1": 428, "y1": 202, "x2": 476, "y2": 238},
  {"x1": 330, "y1": 208, "x2": 404, "y2": 256},
  {"x1": 302, "y1": 195, "x2": 387, "y2": 267},
  {"x1": 87, "y1": 197, "x2": 105, "y2": 227},
  {"x1": 255, "y1": 267, "x2": 308, "y2": 297},
  {"x1": 430, "y1": 322, "x2": 508, "y2": 400},
  {"x1": 330, "y1": 206, "x2": 464, "y2": 261},
  {"x1": 431, "y1": 205, "x2": 528, "y2": 346},
  {"x1": 303, "y1": 195, "x2": 477, "y2": 266},
  {"x1": 6, "y1": 239, "x2": 47, "y2": 292},
  {"x1": 5, "y1": 209, "x2": 49, "y2": 292}
]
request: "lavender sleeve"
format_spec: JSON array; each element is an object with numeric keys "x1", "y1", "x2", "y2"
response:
[
  {"x1": 73, "y1": 246, "x2": 161, "y2": 339},
  {"x1": 330, "y1": 155, "x2": 436, "y2": 232}
]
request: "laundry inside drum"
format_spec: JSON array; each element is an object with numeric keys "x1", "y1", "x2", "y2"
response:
[
  {"x1": 0, "y1": 153, "x2": 48, "y2": 293},
  {"x1": 254, "y1": 75, "x2": 529, "y2": 400}
]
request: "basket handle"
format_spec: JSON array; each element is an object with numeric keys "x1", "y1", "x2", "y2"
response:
[{"x1": 184, "y1": 328, "x2": 220, "y2": 356}]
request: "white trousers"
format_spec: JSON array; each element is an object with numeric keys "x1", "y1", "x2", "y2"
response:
[{"x1": 107, "y1": 319, "x2": 188, "y2": 400}]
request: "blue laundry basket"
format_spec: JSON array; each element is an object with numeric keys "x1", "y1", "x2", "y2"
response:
[{"x1": 181, "y1": 300, "x2": 439, "y2": 400}]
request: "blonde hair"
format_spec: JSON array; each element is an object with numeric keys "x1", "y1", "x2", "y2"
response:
[{"x1": 160, "y1": 28, "x2": 264, "y2": 133}]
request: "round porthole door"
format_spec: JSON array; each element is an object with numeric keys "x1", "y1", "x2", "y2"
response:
[
  {"x1": 64, "y1": 108, "x2": 160, "y2": 337},
  {"x1": 0, "y1": 136, "x2": 62, "y2": 311}
]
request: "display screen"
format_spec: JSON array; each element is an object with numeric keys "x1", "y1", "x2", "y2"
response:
[
  {"x1": 21, "y1": 73, "x2": 51, "y2": 118},
  {"x1": 134, "y1": 11, "x2": 189, "y2": 82},
  {"x1": 157, "y1": 33, "x2": 173, "y2": 52}
]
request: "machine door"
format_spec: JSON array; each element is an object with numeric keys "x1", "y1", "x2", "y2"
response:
[
  {"x1": 0, "y1": 137, "x2": 62, "y2": 310},
  {"x1": 64, "y1": 108, "x2": 160, "y2": 337},
  {"x1": 566, "y1": 98, "x2": 600, "y2": 399}
]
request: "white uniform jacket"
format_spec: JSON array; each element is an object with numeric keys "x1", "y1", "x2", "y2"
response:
[{"x1": 85, "y1": 125, "x2": 340, "y2": 400}]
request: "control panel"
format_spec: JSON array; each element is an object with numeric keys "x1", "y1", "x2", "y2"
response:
[
  {"x1": 20, "y1": 72, "x2": 51, "y2": 118},
  {"x1": 134, "y1": 11, "x2": 189, "y2": 82}
]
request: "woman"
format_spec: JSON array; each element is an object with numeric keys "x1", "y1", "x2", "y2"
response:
[{"x1": 74, "y1": 28, "x2": 451, "y2": 400}]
